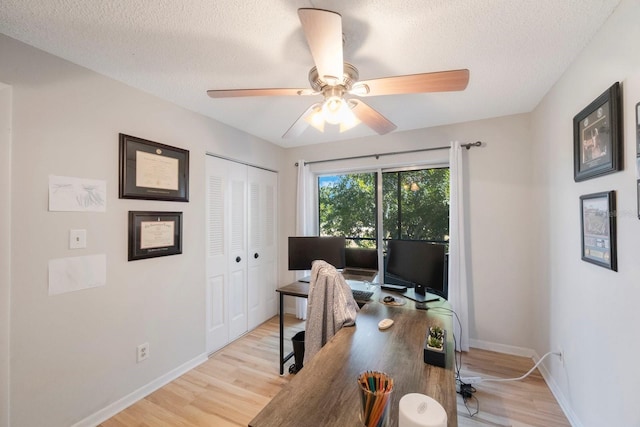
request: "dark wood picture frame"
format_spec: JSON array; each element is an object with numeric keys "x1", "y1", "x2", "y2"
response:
[
  {"x1": 637, "y1": 180, "x2": 640, "y2": 220},
  {"x1": 119, "y1": 134, "x2": 189, "y2": 202},
  {"x1": 635, "y1": 101, "x2": 640, "y2": 153},
  {"x1": 128, "y1": 211, "x2": 183, "y2": 261},
  {"x1": 573, "y1": 82, "x2": 622, "y2": 182},
  {"x1": 580, "y1": 191, "x2": 616, "y2": 271}
]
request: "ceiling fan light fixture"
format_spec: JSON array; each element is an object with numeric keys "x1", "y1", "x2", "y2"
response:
[
  {"x1": 207, "y1": 8, "x2": 471, "y2": 139},
  {"x1": 322, "y1": 96, "x2": 350, "y2": 124},
  {"x1": 304, "y1": 106, "x2": 325, "y2": 132},
  {"x1": 339, "y1": 114, "x2": 360, "y2": 133},
  {"x1": 339, "y1": 101, "x2": 360, "y2": 132}
]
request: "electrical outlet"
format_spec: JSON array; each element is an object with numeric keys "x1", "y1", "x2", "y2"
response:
[
  {"x1": 137, "y1": 343, "x2": 149, "y2": 363},
  {"x1": 460, "y1": 376, "x2": 482, "y2": 384}
]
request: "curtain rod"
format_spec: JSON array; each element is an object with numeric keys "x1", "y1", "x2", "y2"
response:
[{"x1": 294, "y1": 141, "x2": 482, "y2": 166}]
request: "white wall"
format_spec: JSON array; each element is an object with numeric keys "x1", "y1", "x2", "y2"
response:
[
  {"x1": 280, "y1": 113, "x2": 534, "y2": 351},
  {"x1": 4, "y1": 1, "x2": 639, "y2": 423},
  {"x1": 0, "y1": 34, "x2": 285, "y2": 427},
  {"x1": 0, "y1": 83, "x2": 12, "y2": 427},
  {"x1": 531, "y1": 0, "x2": 640, "y2": 425}
]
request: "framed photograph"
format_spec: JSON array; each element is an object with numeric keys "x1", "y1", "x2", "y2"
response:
[
  {"x1": 128, "y1": 211, "x2": 183, "y2": 261},
  {"x1": 580, "y1": 191, "x2": 616, "y2": 271},
  {"x1": 573, "y1": 82, "x2": 622, "y2": 182},
  {"x1": 119, "y1": 134, "x2": 189, "y2": 201}
]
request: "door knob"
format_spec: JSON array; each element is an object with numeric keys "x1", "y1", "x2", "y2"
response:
[
  {"x1": 254, "y1": 253, "x2": 259, "y2": 259},
  {"x1": 235, "y1": 256, "x2": 241, "y2": 263}
]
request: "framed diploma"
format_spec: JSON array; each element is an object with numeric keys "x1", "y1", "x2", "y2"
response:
[
  {"x1": 119, "y1": 134, "x2": 189, "y2": 201},
  {"x1": 128, "y1": 211, "x2": 183, "y2": 261}
]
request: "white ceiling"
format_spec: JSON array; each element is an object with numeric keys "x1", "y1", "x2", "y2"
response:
[{"x1": 0, "y1": 0, "x2": 621, "y2": 148}]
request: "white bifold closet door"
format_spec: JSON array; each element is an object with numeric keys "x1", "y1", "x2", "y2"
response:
[
  {"x1": 205, "y1": 155, "x2": 277, "y2": 354},
  {"x1": 247, "y1": 167, "x2": 278, "y2": 330}
]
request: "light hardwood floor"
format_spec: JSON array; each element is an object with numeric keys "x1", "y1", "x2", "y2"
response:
[{"x1": 101, "y1": 315, "x2": 569, "y2": 427}]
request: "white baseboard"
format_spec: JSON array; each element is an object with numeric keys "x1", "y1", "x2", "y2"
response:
[
  {"x1": 71, "y1": 353, "x2": 208, "y2": 427},
  {"x1": 467, "y1": 340, "x2": 579, "y2": 427},
  {"x1": 468, "y1": 338, "x2": 535, "y2": 357},
  {"x1": 532, "y1": 352, "x2": 582, "y2": 427}
]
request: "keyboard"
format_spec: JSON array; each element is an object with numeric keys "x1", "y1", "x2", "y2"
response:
[{"x1": 351, "y1": 289, "x2": 374, "y2": 301}]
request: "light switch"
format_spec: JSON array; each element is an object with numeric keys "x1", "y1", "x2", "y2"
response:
[{"x1": 69, "y1": 229, "x2": 87, "y2": 249}]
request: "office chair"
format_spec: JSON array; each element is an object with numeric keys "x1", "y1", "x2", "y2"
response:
[{"x1": 303, "y1": 260, "x2": 358, "y2": 364}]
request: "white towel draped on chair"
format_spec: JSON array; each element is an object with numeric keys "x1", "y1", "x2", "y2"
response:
[{"x1": 303, "y1": 260, "x2": 358, "y2": 364}]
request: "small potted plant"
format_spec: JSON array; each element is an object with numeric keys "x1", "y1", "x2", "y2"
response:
[{"x1": 424, "y1": 325, "x2": 446, "y2": 367}]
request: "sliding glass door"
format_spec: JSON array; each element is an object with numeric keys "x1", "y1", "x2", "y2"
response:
[{"x1": 318, "y1": 167, "x2": 449, "y2": 248}]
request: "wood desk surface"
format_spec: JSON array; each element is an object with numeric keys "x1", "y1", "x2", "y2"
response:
[{"x1": 251, "y1": 285, "x2": 457, "y2": 427}]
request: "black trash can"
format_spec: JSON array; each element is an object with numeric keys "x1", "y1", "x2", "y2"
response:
[{"x1": 289, "y1": 331, "x2": 305, "y2": 374}]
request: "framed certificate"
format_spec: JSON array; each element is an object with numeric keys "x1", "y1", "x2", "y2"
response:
[
  {"x1": 119, "y1": 134, "x2": 189, "y2": 201},
  {"x1": 128, "y1": 211, "x2": 183, "y2": 261}
]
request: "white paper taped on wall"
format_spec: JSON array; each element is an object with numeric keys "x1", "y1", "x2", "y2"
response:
[
  {"x1": 48, "y1": 175, "x2": 107, "y2": 212},
  {"x1": 48, "y1": 254, "x2": 107, "y2": 296}
]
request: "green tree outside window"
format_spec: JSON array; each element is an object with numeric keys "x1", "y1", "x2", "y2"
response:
[{"x1": 318, "y1": 168, "x2": 449, "y2": 247}]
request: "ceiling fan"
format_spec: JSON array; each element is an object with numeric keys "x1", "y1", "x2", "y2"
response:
[{"x1": 207, "y1": 8, "x2": 470, "y2": 139}]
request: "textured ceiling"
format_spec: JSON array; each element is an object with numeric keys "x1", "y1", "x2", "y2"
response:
[{"x1": 0, "y1": 0, "x2": 621, "y2": 147}]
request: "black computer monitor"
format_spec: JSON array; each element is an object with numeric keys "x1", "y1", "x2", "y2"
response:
[
  {"x1": 288, "y1": 236, "x2": 346, "y2": 270},
  {"x1": 344, "y1": 247, "x2": 378, "y2": 270},
  {"x1": 385, "y1": 240, "x2": 447, "y2": 299}
]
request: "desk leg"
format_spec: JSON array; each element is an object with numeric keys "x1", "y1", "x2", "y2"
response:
[
  {"x1": 279, "y1": 292, "x2": 285, "y2": 376},
  {"x1": 278, "y1": 292, "x2": 297, "y2": 375}
]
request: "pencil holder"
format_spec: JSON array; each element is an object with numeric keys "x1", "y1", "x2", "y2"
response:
[{"x1": 357, "y1": 371, "x2": 394, "y2": 427}]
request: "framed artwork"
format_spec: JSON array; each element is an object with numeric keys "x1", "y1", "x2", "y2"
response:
[
  {"x1": 638, "y1": 180, "x2": 640, "y2": 220},
  {"x1": 580, "y1": 191, "x2": 616, "y2": 271},
  {"x1": 119, "y1": 134, "x2": 189, "y2": 202},
  {"x1": 636, "y1": 101, "x2": 640, "y2": 153},
  {"x1": 573, "y1": 82, "x2": 622, "y2": 182},
  {"x1": 128, "y1": 211, "x2": 183, "y2": 261}
]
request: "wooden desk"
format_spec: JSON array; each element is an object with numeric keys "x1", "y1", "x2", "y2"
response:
[{"x1": 255, "y1": 282, "x2": 457, "y2": 427}]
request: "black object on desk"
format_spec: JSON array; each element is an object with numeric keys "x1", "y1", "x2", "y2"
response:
[
  {"x1": 385, "y1": 286, "x2": 439, "y2": 303},
  {"x1": 381, "y1": 284, "x2": 407, "y2": 292},
  {"x1": 415, "y1": 299, "x2": 440, "y2": 310}
]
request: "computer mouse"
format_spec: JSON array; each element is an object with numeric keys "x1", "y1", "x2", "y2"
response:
[{"x1": 378, "y1": 318, "x2": 394, "y2": 330}]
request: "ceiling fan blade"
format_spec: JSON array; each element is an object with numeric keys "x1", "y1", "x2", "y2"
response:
[
  {"x1": 354, "y1": 69, "x2": 470, "y2": 96},
  {"x1": 298, "y1": 8, "x2": 344, "y2": 84},
  {"x1": 350, "y1": 100, "x2": 397, "y2": 135},
  {"x1": 207, "y1": 88, "x2": 314, "y2": 98},
  {"x1": 282, "y1": 103, "x2": 322, "y2": 139}
]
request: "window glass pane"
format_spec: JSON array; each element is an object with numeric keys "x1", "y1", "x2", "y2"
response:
[
  {"x1": 381, "y1": 167, "x2": 450, "y2": 293},
  {"x1": 318, "y1": 172, "x2": 377, "y2": 248},
  {"x1": 382, "y1": 168, "x2": 450, "y2": 243},
  {"x1": 382, "y1": 173, "x2": 399, "y2": 241}
]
